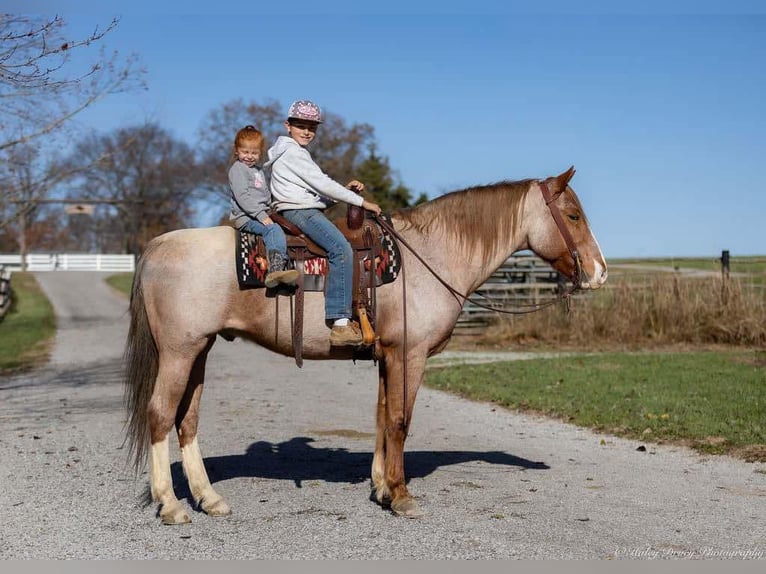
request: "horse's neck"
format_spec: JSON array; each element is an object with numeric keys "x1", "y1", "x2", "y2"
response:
[{"x1": 398, "y1": 219, "x2": 525, "y2": 296}]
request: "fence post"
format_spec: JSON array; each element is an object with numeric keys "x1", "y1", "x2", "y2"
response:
[{"x1": 720, "y1": 250, "x2": 730, "y2": 280}]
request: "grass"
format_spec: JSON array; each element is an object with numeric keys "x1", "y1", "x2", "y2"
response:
[
  {"x1": 426, "y1": 350, "x2": 766, "y2": 461},
  {"x1": 105, "y1": 272, "x2": 134, "y2": 297},
  {"x1": 0, "y1": 272, "x2": 56, "y2": 374}
]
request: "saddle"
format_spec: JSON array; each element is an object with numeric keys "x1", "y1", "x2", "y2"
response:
[{"x1": 235, "y1": 205, "x2": 401, "y2": 367}]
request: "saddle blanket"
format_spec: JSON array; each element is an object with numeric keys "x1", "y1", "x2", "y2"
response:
[{"x1": 235, "y1": 218, "x2": 401, "y2": 290}]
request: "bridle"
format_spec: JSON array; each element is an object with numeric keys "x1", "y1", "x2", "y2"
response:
[
  {"x1": 538, "y1": 180, "x2": 583, "y2": 293},
  {"x1": 372, "y1": 179, "x2": 586, "y2": 429}
]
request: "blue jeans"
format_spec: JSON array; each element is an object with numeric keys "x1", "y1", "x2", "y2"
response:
[
  {"x1": 240, "y1": 219, "x2": 289, "y2": 258},
  {"x1": 280, "y1": 208, "x2": 353, "y2": 320}
]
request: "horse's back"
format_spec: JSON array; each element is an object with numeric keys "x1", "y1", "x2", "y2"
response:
[
  {"x1": 143, "y1": 226, "x2": 235, "y2": 274},
  {"x1": 140, "y1": 226, "x2": 240, "y2": 323},
  {"x1": 148, "y1": 225, "x2": 235, "y2": 255}
]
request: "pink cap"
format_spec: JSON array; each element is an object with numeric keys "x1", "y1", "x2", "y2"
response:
[{"x1": 287, "y1": 100, "x2": 323, "y2": 123}]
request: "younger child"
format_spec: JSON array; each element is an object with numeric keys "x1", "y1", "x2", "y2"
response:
[
  {"x1": 265, "y1": 100, "x2": 382, "y2": 346},
  {"x1": 229, "y1": 125, "x2": 299, "y2": 288}
]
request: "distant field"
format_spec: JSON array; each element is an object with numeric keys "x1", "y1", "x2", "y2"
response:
[{"x1": 609, "y1": 255, "x2": 766, "y2": 276}]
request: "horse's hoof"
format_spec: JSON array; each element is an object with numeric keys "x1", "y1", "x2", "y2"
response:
[
  {"x1": 203, "y1": 497, "x2": 231, "y2": 517},
  {"x1": 391, "y1": 498, "x2": 424, "y2": 519},
  {"x1": 160, "y1": 506, "x2": 192, "y2": 525},
  {"x1": 372, "y1": 487, "x2": 391, "y2": 507}
]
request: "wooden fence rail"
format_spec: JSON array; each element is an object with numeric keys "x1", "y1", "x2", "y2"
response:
[{"x1": 457, "y1": 253, "x2": 573, "y2": 328}]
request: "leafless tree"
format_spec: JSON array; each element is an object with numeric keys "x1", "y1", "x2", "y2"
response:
[
  {"x1": 0, "y1": 14, "x2": 144, "y2": 152},
  {"x1": 0, "y1": 15, "x2": 145, "y2": 260},
  {"x1": 63, "y1": 122, "x2": 203, "y2": 254}
]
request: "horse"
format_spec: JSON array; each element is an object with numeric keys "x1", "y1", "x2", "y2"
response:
[{"x1": 123, "y1": 166, "x2": 607, "y2": 524}]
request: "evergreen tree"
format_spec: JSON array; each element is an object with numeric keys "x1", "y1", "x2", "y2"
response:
[{"x1": 355, "y1": 145, "x2": 425, "y2": 212}]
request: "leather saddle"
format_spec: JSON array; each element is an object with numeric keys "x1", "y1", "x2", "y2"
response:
[{"x1": 269, "y1": 206, "x2": 395, "y2": 367}]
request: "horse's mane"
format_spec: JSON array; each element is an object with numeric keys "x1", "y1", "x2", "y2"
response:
[{"x1": 393, "y1": 180, "x2": 532, "y2": 266}]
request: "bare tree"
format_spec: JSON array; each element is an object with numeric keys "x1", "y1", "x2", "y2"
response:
[
  {"x1": 0, "y1": 143, "x2": 100, "y2": 265},
  {"x1": 0, "y1": 15, "x2": 145, "y2": 152},
  {"x1": 63, "y1": 123, "x2": 203, "y2": 254},
  {"x1": 0, "y1": 15, "x2": 145, "y2": 260}
]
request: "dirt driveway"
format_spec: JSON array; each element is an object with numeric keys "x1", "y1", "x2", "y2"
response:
[{"x1": 0, "y1": 271, "x2": 764, "y2": 559}]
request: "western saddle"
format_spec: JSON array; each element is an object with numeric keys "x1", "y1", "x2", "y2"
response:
[{"x1": 269, "y1": 205, "x2": 387, "y2": 367}]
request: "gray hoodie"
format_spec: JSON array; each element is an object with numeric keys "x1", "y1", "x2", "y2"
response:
[
  {"x1": 264, "y1": 135, "x2": 364, "y2": 212},
  {"x1": 228, "y1": 160, "x2": 271, "y2": 228}
]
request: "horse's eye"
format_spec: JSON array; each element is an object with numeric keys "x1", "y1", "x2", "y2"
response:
[{"x1": 568, "y1": 214, "x2": 580, "y2": 222}]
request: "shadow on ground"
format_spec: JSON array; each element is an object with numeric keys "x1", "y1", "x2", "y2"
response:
[{"x1": 166, "y1": 436, "x2": 550, "y2": 503}]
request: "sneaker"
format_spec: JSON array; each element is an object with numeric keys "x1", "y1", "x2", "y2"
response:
[
  {"x1": 329, "y1": 322, "x2": 363, "y2": 346},
  {"x1": 264, "y1": 269, "x2": 300, "y2": 288}
]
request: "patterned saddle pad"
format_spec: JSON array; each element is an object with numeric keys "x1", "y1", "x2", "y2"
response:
[{"x1": 235, "y1": 220, "x2": 401, "y2": 291}]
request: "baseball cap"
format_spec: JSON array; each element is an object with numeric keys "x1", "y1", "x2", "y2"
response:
[{"x1": 287, "y1": 100, "x2": 323, "y2": 123}]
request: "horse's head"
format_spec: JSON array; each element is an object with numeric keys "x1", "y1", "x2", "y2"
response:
[{"x1": 526, "y1": 167, "x2": 607, "y2": 290}]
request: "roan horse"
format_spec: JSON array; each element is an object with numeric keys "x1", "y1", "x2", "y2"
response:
[{"x1": 124, "y1": 166, "x2": 607, "y2": 524}]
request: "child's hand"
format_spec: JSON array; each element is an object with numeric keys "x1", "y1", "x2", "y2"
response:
[
  {"x1": 262, "y1": 216, "x2": 274, "y2": 225},
  {"x1": 362, "y1": 200, "x2": 382, "y2": 216},
  {"x1": 346, "y1": 180, "x2": 365, "y2": 193}
]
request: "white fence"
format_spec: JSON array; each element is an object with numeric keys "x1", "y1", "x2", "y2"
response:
[{"x1": 0, "y1": 253, "x2": 135, "y2": 273}]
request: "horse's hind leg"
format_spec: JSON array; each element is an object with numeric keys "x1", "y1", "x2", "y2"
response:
[
  {"x1": 176, "y1": 338, "x2": 231, "y2": 518},
  {"x1": 148, "y1": 346, "x2": 205, "y2": 525}
]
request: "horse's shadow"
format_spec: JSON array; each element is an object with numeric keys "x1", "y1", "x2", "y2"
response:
[{"x1": 168, "y1": 436, "x2": 549, "y2": 503}]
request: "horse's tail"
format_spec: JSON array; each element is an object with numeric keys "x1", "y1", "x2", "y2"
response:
[{"x1": 123, "y1": 248, "x2": 159, "y2": 473}]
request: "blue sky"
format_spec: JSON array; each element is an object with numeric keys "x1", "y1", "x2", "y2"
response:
[{"x1": 30, "y1": 2, "x2": 766, "y2": 258}]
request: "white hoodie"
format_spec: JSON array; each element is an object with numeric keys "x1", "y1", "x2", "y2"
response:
[{"x1": 264, "y1": 135, "x2": 364, "y2": 212}]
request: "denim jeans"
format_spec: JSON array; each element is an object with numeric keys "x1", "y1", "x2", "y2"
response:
[
  {"x1": 280, "y1": 208, "x2": 353, "y2": 320},
  {"x1": 240, "y1": 219, "x2": 289, "y2": 258}
]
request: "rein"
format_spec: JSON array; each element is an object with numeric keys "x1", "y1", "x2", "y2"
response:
[{"x1": 371, "y1": 179, "x2": 584, "y2": 430}]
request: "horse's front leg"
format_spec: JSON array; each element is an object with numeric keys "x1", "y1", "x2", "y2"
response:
[
  {"x1": 372, "y1": 361, "x2": 389, "y2": 505},
  {"x1": 177, "y1": 339, "x2": 231, "y2": 518},
  {"x1": 374, "y1": 345, "x2": 426, "y2": 518}
]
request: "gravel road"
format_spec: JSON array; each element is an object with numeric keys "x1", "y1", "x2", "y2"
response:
[{"x1": 0, "y1": 271, "x2": 764, "y2": 560}]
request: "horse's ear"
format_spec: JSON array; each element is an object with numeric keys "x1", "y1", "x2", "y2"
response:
[
  {"x1": 557, "y1": 166, "x2": 576, "y2": 188},
  {"x1": 545, "y1": 166, "x2": 576, "y2": 200}
]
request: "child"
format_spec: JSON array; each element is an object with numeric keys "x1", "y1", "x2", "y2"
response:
[
  {"x1": 229, "y1": 125, "x2": 299, "y2": 288},
  {"x1": 264, "y1": 100, "x2": 382, "y2": 346}
]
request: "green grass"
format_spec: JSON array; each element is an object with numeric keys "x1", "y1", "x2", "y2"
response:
[
  {"x1": 0, "y1": 272, "x2": 56, "y2": 373},
  {"x1": 105, "y1": 272, "x2": 134, "y2": 297},
  {"x1": 426, "y1": 351, "x2": 766, "y2": 460}
]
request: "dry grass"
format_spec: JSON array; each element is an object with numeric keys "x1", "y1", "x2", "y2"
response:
[{"x1": 469, "y1": 275, "x2": 766, "y2": 350}]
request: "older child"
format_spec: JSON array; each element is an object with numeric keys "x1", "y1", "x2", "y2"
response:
[
  {"x1": 229, "y1": 125, "x2": 299, "y2": 288},
  {"x1": 265, "y1": 100, "x2": 382, "y2": 346}
]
